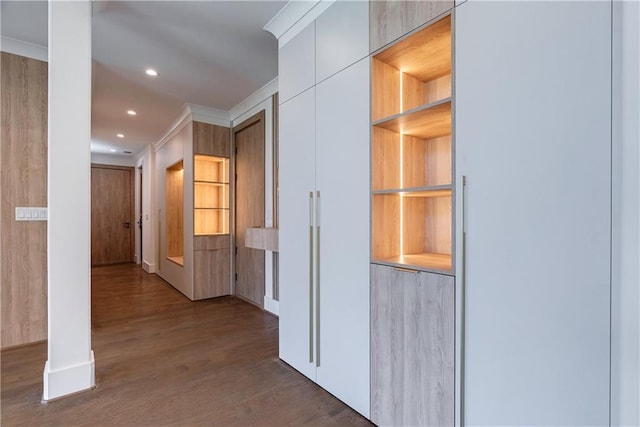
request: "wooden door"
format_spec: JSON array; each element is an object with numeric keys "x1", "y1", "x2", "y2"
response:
[
  {"x1": 233, "y1": 112, "x2": 265, "y2": 307},
  {"x1": 91, "y1": 165, "x2": 134, "y2": 266}
]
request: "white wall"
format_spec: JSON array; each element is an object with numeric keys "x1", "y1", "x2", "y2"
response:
[
  {"x1": 612, "y1": 1, "x2": 640, "y2": 425},
  {"x1": 154, "y1": 120, "x2": 191, "y2": 296},
  {"x1": 137, "y1": 147, "x2": 156, "y2": 273},
  {"x1": 90, "y1": 153, "x2": 136, "y2": 167}
]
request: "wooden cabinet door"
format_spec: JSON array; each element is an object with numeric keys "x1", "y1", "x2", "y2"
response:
[
  {"x1": 369, "y1": 0, "x2": 453, "y2": 52},
  {"x1": 278, "y1": 22, "x2": 315, "y2": 104},
  {"x1": 278, "y1": 87, "x2": 317, "y2": 381},
  {"x1": 371, "y1": 264, "x2": 454, "y2": 426},
  {"x1": 315, "y1": 57, "x2": 371, "y2": 417},
  {"x1": 456, "y1": 2, "x2": 611, "y2": 425},
  {"x1": 315, "y1": 0, "x2": 369, "y2": 83}
]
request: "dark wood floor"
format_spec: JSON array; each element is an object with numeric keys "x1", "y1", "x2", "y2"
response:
[{"x1": 1, "y1": 263, "x2": 372, "y2": 426}]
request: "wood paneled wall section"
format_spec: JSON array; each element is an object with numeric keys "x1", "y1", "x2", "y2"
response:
[
  {"x1": 1, "y1": 52, "x2": 48, "y2": 348},
  {"x1": 193, "y1": 122, "x2": 230, "y2": 156},
  {"x1": 370, "y1": 0, "x2": 453, "y2": 52}
]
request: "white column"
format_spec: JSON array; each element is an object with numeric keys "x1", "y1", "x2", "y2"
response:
[{"x1": 43, "y1": 0, "x2": 94, "y2": 401}]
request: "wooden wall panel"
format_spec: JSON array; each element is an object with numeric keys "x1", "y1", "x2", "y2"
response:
[
  {"x1": 0, "y1": 52, "x2": 48, "y2": 348},
  {"x1": 370, "y1": 0, "x2": 453, "y2": 53},
  {"x1": 193, "y1": 122, "x2": 230, "y2": 157}
]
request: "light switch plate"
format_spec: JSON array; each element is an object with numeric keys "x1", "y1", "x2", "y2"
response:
[{"x1": 15, "y1": 207, "x2": 48, "y2": 221}]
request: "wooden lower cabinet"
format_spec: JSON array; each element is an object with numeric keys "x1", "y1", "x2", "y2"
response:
[
  {"x1": 371, "y1": 263, "x2": 454, "y2": 426},
  {"x1": 193, "y1": 235, "x2": 230, "y2": 300}
]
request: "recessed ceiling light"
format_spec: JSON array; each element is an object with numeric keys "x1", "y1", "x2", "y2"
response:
[
  {"x1": 145, "y1": 68, "x2": 158, "y2": 77},
  {"x1": 127, "y1": 110, "x2": 137, "y2": 116},
  {"x1": 109, "y1": 149, "x2": 117, "y2": 152},
  {"x1": 117, "y1": 133, "x2": 124, "y2": 138}
]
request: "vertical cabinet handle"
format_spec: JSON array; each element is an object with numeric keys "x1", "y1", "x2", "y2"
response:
[
  {"x1": 309, "y1": 192, "x2": 314, "y2": 364},
  {"x1": 459, "y1": 175, "x2": 467, "y2": 427},
  {"x1": 315, "y1": 191, "x2": 321, "y2": 368}
]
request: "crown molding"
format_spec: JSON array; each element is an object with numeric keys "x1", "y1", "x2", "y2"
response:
[
  {"x1": 187, "y1": 103, "x2": 231, "y2": 127},
  {"x1": 153, "y1": 105, "x2": 192, "y2": 153},
  {"x1": 1, "y1": 36, "x2": 47, "y2": 62},
  {"x1": 230, "y1": 77, "x2": 278, "y2": 123},
  {"x1": 264, "y1": 0, "x2": 335, "y2": 47},
  {"x1": 153, "y1": 103, "x2": 232, "y2": 154}
]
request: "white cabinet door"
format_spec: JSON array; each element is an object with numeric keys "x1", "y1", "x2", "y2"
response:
[
  {"x1": 278, "y1": 23, "x2": 315, "y2": 104},
  {"x1": 456, "y1": 2, "x2": 611, "y2": 426},
  {"x1": 315, "y1": 57, "x2": 370, "y2": 417},
  {"x1": 278, "y1": 88, "x2": 316, "y2": 381},
  {"x1": 315, "y1": 0, "x2": 369, "y2": 83}
]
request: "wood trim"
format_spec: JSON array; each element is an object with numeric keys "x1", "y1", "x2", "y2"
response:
[
  {"x1": 232, "y1": 110, "x2": 265, "y2": 134},
  {"x1": 90, "y1": 163, "x2": 134, "y2": 171}
]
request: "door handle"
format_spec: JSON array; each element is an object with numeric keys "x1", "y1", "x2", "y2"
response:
[{"x1": 123, "y1": 222, "x2": 131, "y2": 229}]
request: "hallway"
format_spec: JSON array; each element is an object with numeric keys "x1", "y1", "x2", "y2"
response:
[{"x1": 1, "y1": 264, "x2": 372, "y2": 426}]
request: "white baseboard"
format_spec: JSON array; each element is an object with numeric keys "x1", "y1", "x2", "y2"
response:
[
  {"x1": 264, "y1": 296, "x2": 279, "y2": 316},
  {"x1": 142, "y1": 261, "x2": 156, "y2": 273},
  {"x1": 133, "y1": 254, "x2": 139, "y2": 264},
  {"x1": 43, "y1": 350, "x2": 95, "y2": 401}
]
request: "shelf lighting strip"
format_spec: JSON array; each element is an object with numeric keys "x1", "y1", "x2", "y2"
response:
[{"x1": 399, "y1": 71, "x2": 404, "y2": 257}]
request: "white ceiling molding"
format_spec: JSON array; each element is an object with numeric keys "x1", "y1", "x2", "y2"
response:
[
  {"x1": 187, "y1": 103, "x2": 231, "y2": 127},
  {"x1": 230, "y1": 77, "x2": 278, "y2": 123},
  {"x1": 0, "y1": 36, "x2": 47, "y2": 62},
  {"x1": 153, "y1": 105, "x2": 192, "y2": 153},
  {"x1": 264, "y1": 0, "x2": 335, "y2": 47}
]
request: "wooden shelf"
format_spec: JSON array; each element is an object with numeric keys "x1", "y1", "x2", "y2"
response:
[
  {"x1": 167, "y1": 256, "x2": 184, "y2": 267},
  {"x1": 371, "y1": 14, "x2": 453, "y2": 273},
  {"x1": 194, "y1": 154, "x2": 229, "y2": 235},
  {"x1": 373, "y1": 99, "x2": 451, "y2": 140},
  {"x1": 373, "y1": 186, "x2": 451, "y2": 198},
  {"x1": 375, "y1": 252, "x2": 452, "y2": 272},
  {"x1": 195, "y1": 181, "x2": 229, "y2": 186},
  {"x1": 373, "y1": 15, "x2": 451, "y2": 83}
]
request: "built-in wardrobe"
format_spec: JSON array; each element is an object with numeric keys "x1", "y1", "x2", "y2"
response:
[
  {"x1": 156, "y1": 117, "x2": 232, "y2": 301},
  {"x1": 276, "y1": 1, "x2": 612, "y2": 426}
]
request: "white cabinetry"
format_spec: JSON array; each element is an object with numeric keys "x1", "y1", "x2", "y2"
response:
[
  {"x1": 278, "y1": 3, "x2": 370, "y2": 417},
  {"x1": 278, "y1": 22, "x2": 315, "y2": 103},
  {"x1": 279, "y1": 87, "x2": 316, "y2": 381},
  {"x1": 315, "y1": 0, "x2": 369, "y2": 83},
  {"x1": 315, "y1": 57, "x2": 370, "y2": 416},
  {"x1": 456, "y1": 2, "x2": 611, "y2": 425}
]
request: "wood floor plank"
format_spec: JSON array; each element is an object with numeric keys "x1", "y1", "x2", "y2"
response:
[{"x1": 1, "y1": 263, "x2": 372, "y2": 426}]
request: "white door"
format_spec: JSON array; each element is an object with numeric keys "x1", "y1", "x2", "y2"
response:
[
  {"x1": 278, "y1": 88, "x2": 317, "y2": 381},
  {"x1": 315, "y1": 57, "x2": 370, "y2": 417},
  {"x1": 456, "y1": 2, "x2": 611, "y2": 425}
]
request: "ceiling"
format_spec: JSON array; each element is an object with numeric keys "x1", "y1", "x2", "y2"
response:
[{"x1": 0, "y1": 0, "x2": 286, "y2": 157}]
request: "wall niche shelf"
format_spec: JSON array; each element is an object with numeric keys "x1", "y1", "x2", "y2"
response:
[
  {"x1": 371, "y1": 14, "x2": 453, "y2": 273},
  {"x1": 194, "y1": 154, "x2": 229, "y2": 236},
  {"x1": 166, "y1": 159, "x2": 184, "y2": 266}
]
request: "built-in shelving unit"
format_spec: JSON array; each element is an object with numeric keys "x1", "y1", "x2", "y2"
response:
[
  {"x1": 194, "y1": 154, "x2": 229, "y2": 236},
  {"x1": 371, "y1": 14, "x2": 453, "y2": 273}
]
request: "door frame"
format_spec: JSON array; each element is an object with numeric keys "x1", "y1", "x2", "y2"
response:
[
  {"x1": 232, "y1": 110, "x2": 266, "y2": 304},
  {"x1": 90, "y1": 163, "x2": 135, "y2": 265}
]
